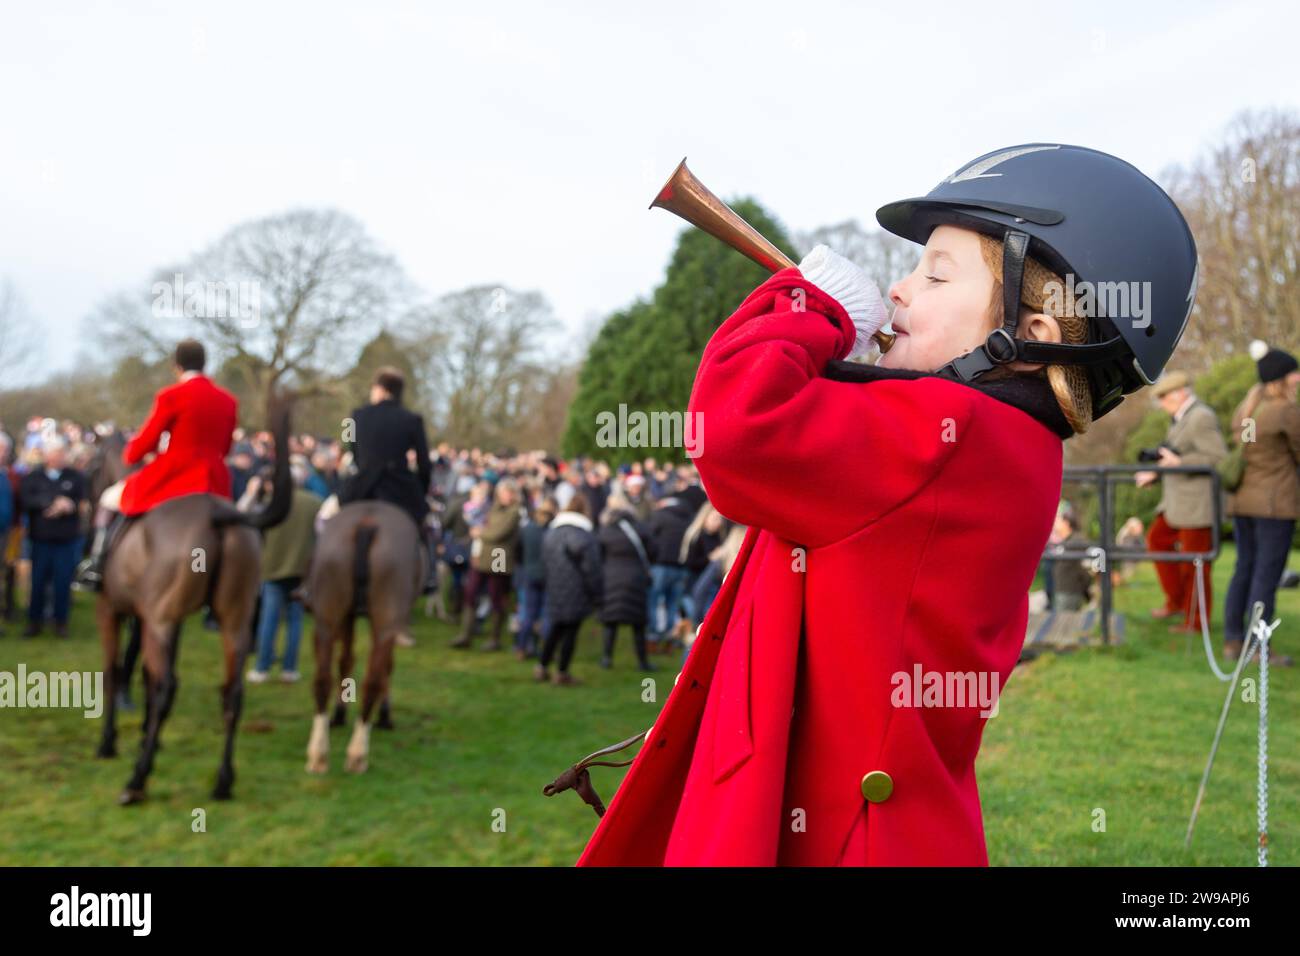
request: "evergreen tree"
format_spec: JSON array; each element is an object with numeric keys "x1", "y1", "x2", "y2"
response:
[{"x1": 563, "y1": 198, "x2": 797, "y2": 463}]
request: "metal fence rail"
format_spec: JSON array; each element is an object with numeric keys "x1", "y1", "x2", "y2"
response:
[{"x1": 1045, "y1": 464, "x2": 1223, "y2": 644}]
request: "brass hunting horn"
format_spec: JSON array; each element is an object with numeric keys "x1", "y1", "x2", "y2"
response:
[{"x1": 649, "y1": 158, "x2": 895, "y2": 352}]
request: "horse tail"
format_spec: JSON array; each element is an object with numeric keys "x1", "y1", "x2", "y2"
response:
[
  {"x1": 208, "y1": 394, "x2": 293, "y2": 533},
  {"x1": 244, "y1": 396, "x2": 293, "y2": 531},
  {"x1": 352, "y1": 522, "x2": 378, "y2": 616}
]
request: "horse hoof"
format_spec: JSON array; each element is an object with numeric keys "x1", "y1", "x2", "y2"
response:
[
  {"x1": 96, "y1": 743, "x2": 117, "y2": 759},
  {"x1": 376, "y1": 717, "x2": 394, "y2": 731},
  {"x1": 212, "y1": 786, "x2": 233, "y2": 801},
  {"x1": 305, "y1": 756, "x2": 328, "y2": 774},
  {"x1": 329, "y1": 712, "x2": 346, "y2": 729},
  {"x1": 118, "y1": 788, "x2": 146, "y2": 806},
  {"x1": 343, "y1": 753, "x2": 368, "y2": 774}
]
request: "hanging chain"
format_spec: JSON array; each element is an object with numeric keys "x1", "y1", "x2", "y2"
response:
[{"x1": 1255, "y1": 609, "x2": 1272, "y2": 867}]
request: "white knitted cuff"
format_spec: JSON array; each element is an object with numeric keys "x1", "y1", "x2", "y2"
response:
[{"x1": 798, "y1": 245, "x2": 887, "y2": 333}]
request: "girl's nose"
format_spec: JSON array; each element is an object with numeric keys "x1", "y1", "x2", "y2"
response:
[{"x1": 888, "y1": 276, "x2": 909, "y2": 308}]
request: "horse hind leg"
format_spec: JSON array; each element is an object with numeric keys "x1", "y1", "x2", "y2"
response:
[
  {"x1": 331, "y1": 614, "x2": 356, "y2": 728},
  {"x1": 376, "y1": 649, "x2": 396, "y2": 731},
  {"x1": 95, "y1": 599, "x2": 121, "y2": 759},
  {"x1": 213, "y1": 598, "x2": 254, "y2": 800},
  {"x1": 119, "y1": 617, "x2": 142, "y2": 709},
  {"x1": 121, "y1": 621, "x2": 179, "y2": 805},
  {"x1": 343, "y1": 634, "x2": 380, "y2": 773},
  {"x1": 345, "y1": 617, "x2": 397, "y2": 773},
  {"x1": 306, "y1": 618, "x2": 335, "y2": 774}
]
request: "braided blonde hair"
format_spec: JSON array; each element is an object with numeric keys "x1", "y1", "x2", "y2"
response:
[{"x1": 976, "y1": 234, "x2": 1093, "y2": 434}]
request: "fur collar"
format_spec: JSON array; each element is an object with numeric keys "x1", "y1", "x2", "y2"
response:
[
  {"x1": 822, "y1": 360, "x2": 1074, "y2": 441},
  {"x1": 550, "y1": 510, "x2": 594, "y2": 532}
]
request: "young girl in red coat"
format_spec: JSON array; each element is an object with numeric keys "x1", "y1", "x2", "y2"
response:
[{"x1": 573, "y1": 144, "x2": 1198, "y2": 866}]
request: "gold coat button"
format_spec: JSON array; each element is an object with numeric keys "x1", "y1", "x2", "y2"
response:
[{"x1": 860, "y1": 771, "x2": 893, "y2": 803}]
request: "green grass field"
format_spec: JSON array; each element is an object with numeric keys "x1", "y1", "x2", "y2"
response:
[{"x1": 0, "y1": 545, "x2": 1294, "y2": 866}]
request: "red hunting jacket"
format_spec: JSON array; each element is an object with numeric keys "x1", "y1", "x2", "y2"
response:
[
  {"x1": 577, "y1": 269, "x2": 1066, "y2": 866},
  {"x1": 119, "y1": 374, "x2": 238, "y2": 516}
]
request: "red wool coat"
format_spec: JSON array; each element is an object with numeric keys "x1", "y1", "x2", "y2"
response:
[
  {"x1": 577, "y1": 269, "x2": 1063, "y2": 866},
  {"x1": 119, "y1": 374, "x2": 238, "y2": 516}
]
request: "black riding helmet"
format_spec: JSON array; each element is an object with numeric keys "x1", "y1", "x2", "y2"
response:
[{"x1": 876, "y1": 144, "x2": 1198, "y2": 420}]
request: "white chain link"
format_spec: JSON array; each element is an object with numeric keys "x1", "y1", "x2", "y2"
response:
[
  {"x1": 1254, "y1": 609, "x2": 1272, "y2": 868},
  {"x1": 1189, "y1": 577, "x2": 1276, "y2": 866}
]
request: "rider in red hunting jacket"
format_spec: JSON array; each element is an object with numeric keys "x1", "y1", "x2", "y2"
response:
[
  {"x1": 118, "y1": 367, "x2": 237, "y2": 515},
  {"x1": 79, "y1": 338, "x2": 237, "y2": 589}
]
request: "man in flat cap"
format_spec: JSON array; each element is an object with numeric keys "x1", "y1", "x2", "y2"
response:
[{"x1": 1135, "y1": 371, "x2": 1227, "y2": 632}]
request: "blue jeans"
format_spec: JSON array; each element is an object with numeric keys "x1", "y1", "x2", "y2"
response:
[
  {"x1": 690, "y1": 561, "x2": 723, "y2": 627},
  {"x1": 1224, "y1": 516, "x2": 1295, "y2": 644},
  {"x1": 28, "y1": 538, "x2": 78, "y2": 625},
  {"x1": 255, "y1": 578, "x2": 304, "y2": 672},
  {"x1": 647, "y1": 564, "x2": 689, "y2": 637},
  {"x1": 516, "y1": 579, "x2": 546, "y2": 653}
]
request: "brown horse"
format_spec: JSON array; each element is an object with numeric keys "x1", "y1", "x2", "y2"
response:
[
  {"x1": 302, "y1": 500, "x2": 424, "y2": 774},
  {"x1": 95, "y1": 402, "x2": 292, "y2": 804}
]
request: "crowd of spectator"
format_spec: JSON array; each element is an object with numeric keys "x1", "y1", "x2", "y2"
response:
[
  {"x1": 0, "y1": 417, "x2": 747, "y2": 688},
  {"x1": 5, "y1": 342, "x2": 1295, "y2": 678}
]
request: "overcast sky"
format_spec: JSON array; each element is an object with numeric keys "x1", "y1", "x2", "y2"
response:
[{"x1": 1, "y1": 0, "x2": 1296, "y2": 381}]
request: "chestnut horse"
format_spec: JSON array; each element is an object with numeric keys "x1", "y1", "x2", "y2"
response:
[
  {"x1": 95, "y1": 402, "x2": 292, "y2": 804},
  {"x1": 303, "y1": 500, "x2": 424, "y2": 774}
]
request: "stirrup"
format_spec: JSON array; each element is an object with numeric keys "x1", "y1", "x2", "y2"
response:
[
  {"x1": 542, "y1": 730, "x2": 649, "y2": 818},
  {"x1": 74, "y1": 559, "x2": 104, "y2": 592}
]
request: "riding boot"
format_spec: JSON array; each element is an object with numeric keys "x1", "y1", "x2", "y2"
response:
[
  {"x1": 633, "y1": 626, "x2": 654, "y2": 672},
  {"x1": 484, "y1": 610, "x2": 505, "y2": 652},
  {"x1": 450, "y1": 604, "x2": 475, "y2": 649},
  {"x1": 76, "y1": 511, "x2": 126, "y2": 592},
  {"x1": 600, "y1": 624, "x2": 615, "y2": 669}
]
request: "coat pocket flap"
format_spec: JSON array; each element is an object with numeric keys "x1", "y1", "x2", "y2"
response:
[{"x1": 711, "y1": 595, "x2": 755, "y2": 783}]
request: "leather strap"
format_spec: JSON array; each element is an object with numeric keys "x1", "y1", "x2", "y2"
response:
[
  {"x1": 1000, "y1": 230, "x2": 1030, "y2": 341},
  {"x1": 543, "y1": 729, "x2": 649, "y2": 818}
]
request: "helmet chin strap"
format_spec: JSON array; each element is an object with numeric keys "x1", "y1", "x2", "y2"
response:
[{"x1": 935, "y1": 230, "x2": 1029, "y2": 383}]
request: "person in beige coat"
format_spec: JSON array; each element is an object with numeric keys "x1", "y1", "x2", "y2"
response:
[
  {"x1": 1223, "y1": 343, "x2": 1300, "y2": 663},
  {"x1": 451, "y1": 478, "x2": 522, "y2": 651},
  {"x1": 1135, "y1": 371, "x2": 1227, "y2": 631}
]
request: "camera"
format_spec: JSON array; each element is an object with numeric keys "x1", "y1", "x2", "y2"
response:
[{"x1": 1137, "y1": 443, "x2": 1180, "y2": 464}]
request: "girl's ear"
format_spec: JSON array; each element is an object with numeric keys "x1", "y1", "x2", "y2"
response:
[
  {"x1": 1022, "y1": 311, "x2": 1062, "y2": 345},
  {"x1": 1008, "y1": 311, "x2": 1062, "y2": 372}
]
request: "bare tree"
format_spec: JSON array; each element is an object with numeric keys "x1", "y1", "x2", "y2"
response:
[
  {"x1": 94, "y1": 209, "x2": 408, "y2": 421},
  {"x1": 1165, "y1": 108, "x2": 1300, "y2": 368},
  {"x1": 401, "y1": 285, "x2": 561, "y2": 450},
  {"x1": 796, "y1": 220, "x2": 918, "y2": 288}
]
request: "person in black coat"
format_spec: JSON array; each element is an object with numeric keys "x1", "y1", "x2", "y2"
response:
[
  {"x1": 597, "y1": 493, "x2": 655, "y2": 670},
  {"x1": 581, "y1": 467, "x2": 609, "y2": 525},
  {"x1": 536, "y1": 495, "x2": 602, "y2": 686},
  {"x1": 20, "y1": 437, "x2": 87, "y2": 637},
  {"x1": 339, "y1": 366, "x2": 432, "y2": 530}
]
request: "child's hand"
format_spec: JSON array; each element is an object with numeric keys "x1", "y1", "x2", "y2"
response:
[{"x1": 797, "y1": 244, "x2": 888, "y2": 361}]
